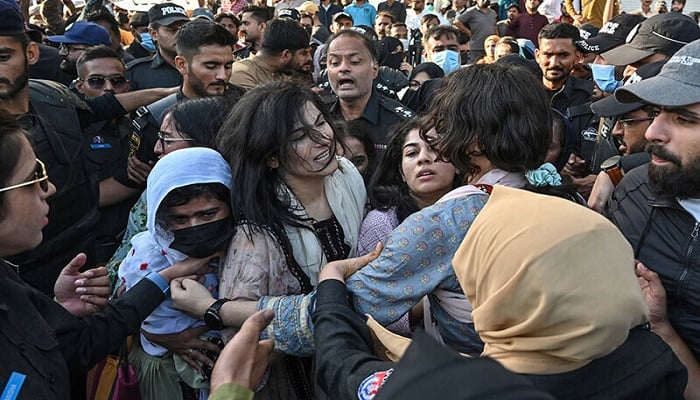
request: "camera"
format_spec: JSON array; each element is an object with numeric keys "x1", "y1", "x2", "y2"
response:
[{"x1": 406, "y1": 29, "x2": 423, "y2": 68}]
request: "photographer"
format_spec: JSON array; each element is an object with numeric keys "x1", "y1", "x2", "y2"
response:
[{"x1": 406, "y1": 28, "x2": 423, "y2": 67}]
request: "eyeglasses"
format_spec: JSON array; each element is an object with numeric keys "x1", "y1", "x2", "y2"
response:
[
  {"x1": 0, "y1": 159, "x2": 49, "y2": 193},
  {"x1": 79, "y1": 75, "x2": 129, "y2": 90},
  {"x1": 617, "y1": 116, "x2": 654, "y2": 128},
  {"x1": 157, "y1": 131, "x2": 196, "y2": 150},
  {"x1": 58, "y1": 43, "x2": 88, "y2": 53}
]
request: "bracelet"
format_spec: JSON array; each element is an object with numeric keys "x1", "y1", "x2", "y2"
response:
[{"x1": 145, "y1": 271, "x2": 170, "y2": 298}]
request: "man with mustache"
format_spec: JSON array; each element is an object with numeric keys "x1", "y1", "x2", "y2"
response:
[
  {"x1": 606, "y1": 39, "x2": 700, "y2": 399},
  {"x1": 230, "y1": 17, "x2": 313, "y2": 89},
  {"x1": 536, "y1": 22, "x2": 597, "y2": 197},
  {"x1": 46, "y1": 21, "x2": 111, "y2": 79},
  {"x1": 326, "y1": 29, "x2": 414, "y2": 151},
  {"x1": 125, "y1": 19, "x2": 243, "y2": 188}
]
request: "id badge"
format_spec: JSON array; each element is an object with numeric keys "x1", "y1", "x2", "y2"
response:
[{"x1": 1, "y1": 372, "x2": 26, "y2": 400}]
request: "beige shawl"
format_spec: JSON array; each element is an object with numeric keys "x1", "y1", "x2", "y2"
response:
[{"x1": 452, "y1": 185, "x2": 648, "y2": 374}]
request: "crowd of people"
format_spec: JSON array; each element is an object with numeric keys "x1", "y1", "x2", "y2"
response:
[{"x1": 2, "y1": 0, "x2": 700, "y2": 398}]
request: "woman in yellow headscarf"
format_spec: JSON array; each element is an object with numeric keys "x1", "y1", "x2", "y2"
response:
[{"x1": 452, "y1": 185, "x2": 686, "y2": 398}]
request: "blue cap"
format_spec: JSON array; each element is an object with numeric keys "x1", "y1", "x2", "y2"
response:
[
  {"x1": 47, "y1": 21, "x2": 111, "y2": 46},
  {"x1": 0, "y1": 0, "x2": 26, "y2": 36}
]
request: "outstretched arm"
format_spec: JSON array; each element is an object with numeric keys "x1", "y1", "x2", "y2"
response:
[
  {"x1": 314, "y1": 244, "x2": 394, "y2": 399},
  {"x1": 54, "y1": 253, "x2": 110, "y2": 317},
  {"x1": 637, "y1": 262, "x2": 700, "y2": 400},
  {"x1": 171, "y1": 244, "x2": 384, "y2": 357}
]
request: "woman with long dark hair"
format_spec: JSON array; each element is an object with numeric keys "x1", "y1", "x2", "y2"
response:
[
  {"x1": 359, "y1": 118, "x2": 459, "y2": 256},
  {"x1": 215, "y1": 81, "x2": 366, "y2": 399}
]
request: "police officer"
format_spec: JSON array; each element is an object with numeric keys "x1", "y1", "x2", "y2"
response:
[
  {"x1": 126, "y1": 3, "x2": 189, "y2": 90},
  {"x1": 325, "y1": 28, "x2": 414, "y2": 151},
  {"x1": 0, "y1": 2, "x2": 100, "y2": 296},
  {"x1": 124, "y1": 19, "x2": 245, "y2": 188},
  {"x1": 125, "y1": 12, "x2": 154, "y2": 60},
  {"x1": 535, "y1": 23, "x2": 598, "y2": 196},
  {"x1": 575, "y1": 13, "x2": 648, "y2": 174},
  {"x1": 75, "y1": 46, "x2": 139, "y2": 263}
]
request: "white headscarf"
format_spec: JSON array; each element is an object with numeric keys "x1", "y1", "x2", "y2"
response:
[
  {"x1": 145, "y1": 147, "x2": 233, "y2": 265},
  {"x1": 118, "y1": 148, "x2": 233, "y2": 355}
]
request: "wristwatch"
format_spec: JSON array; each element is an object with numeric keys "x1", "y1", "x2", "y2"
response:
[{"x1": 204, "y1": 298, "x2": 230, "y2": 330}]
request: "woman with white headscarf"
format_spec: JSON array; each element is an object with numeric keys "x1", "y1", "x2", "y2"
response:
[{"x1": 119, "y1": 147, "x2": 234, "y2": 400}]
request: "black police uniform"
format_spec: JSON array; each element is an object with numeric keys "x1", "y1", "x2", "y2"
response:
[
  {"x1": 548, "y1": 75, "x2": 599, "y2": 169},
  {"x1": 28, "y1": 43, "x2": 73, "y2": 86},
  {"x1": 82, "y1": 117, "x2": 136, "y2": 263},
  {"x1": 8, "y1": 80, "x2": 100, "y2": 296},
  {"x1": 589, "y1": 116, "x2": 619, "y2": 174},
  {"x1": 117, "y1": 85, "x2": 246, "y2": 188},
  {"x1": 328, "y1": 89, "x2": 414, "y2": 149},
  {"x1": 112, "y1": 91, "x2": 183, "y2": 189},
  {"x1": 126, "y1": 50, "x2": 182, "y2": 91}
]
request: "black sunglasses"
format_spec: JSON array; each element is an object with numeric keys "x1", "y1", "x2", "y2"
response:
[{"x1": 83, "y1": 75, "x2": 129, "y2": 90}]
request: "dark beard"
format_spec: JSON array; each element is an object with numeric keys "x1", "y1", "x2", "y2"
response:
[
  {"x1": 160, "y1": 46, "x2": 177, "y2": 61},
  {"x1": 0, "y1": 61, "x2": 29, "y2": 100},
  {"x1": 186, "y1": 65, "x2": 225, "y2": 98},
  {"x1": 59, "y1": 58, "x2": 77, "y2": 76},
  {"x1": 647, "y1": 144, "x2": 700, "y2": 198}
]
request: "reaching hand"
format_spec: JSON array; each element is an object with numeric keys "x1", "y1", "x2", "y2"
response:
[
  {"x1": 211, "y1": 310, "x2": 275, "y2": 392},
  {"x1": 319, "y1": 242, "x2": 384, "y2": 283},
  {"x1": 160, "y1": 252, "x2": 222, "y2": 282},
  {"x1": 399, "y1": 61, "x2": 413, "y2": 76},
  {"x1": 635, "y1": 261, "x2": 668, "y2": 329},
  {"x1": 588, "y1": 171, "x2": 615, "y2": 212},
  {"x1": 54, "y1": 253, "x2": 111, "y2": 317},
  {"x1": 142, "y1": 326, "x2": 221, "y2": 371},
  {"x1": 561, "y1": 153, "x2": 589, "y2": 178},
  {"x1": 171, "y1": 278, "x2": 217, "y2": 318},
  {"x1": 126, "y1": 156, "x2": 153, "y2": 185}
]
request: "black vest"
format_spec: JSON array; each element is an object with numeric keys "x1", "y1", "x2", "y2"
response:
[{"x1": 8, "y1": 80, "x2": 100, "y2": 295}]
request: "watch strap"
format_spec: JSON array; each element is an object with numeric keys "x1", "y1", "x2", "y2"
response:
[{"x1": 204, "y1": 298, "x2": 230, "y2": 329}]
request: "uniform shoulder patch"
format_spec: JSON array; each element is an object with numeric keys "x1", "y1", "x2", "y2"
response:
[
  {"x1": 358, "y1": 368, "x2": 394, "y2": 400},
  {"x1": 581, "y1": 127, "x2": 598, "y2": 142},
  {"x1": 379, "y1": 96, "x2": 415, "y2": 119},
  {"x1": 392, "y1": 105, "x2": 414, "y2": 119}
]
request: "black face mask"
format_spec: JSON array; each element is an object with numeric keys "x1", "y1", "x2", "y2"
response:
[
  {"x1": 170, "y1": 218, "x2": 235, "y2": 258},
  {"x1": 383, "y1": 53, "x2": 404, "y2": 70}
]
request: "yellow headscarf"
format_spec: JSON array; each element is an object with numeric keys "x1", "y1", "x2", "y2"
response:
[{"x1": 453, "y1": 186, "x2": 648, "y2": 374}]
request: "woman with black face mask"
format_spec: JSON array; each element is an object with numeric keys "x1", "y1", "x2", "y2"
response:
[
  {"x1": 105, "y1": 96, "x2": 241, "y2": 400},
  {"x1": 118, "y1": 147, "x2": 234, "y2": 400},
  {"x1": 107, "y1": 95, "x2": 239, "y2": 291},
  {"x1": 378, "y1": 36, "x2": 405, "y2": 70}
]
